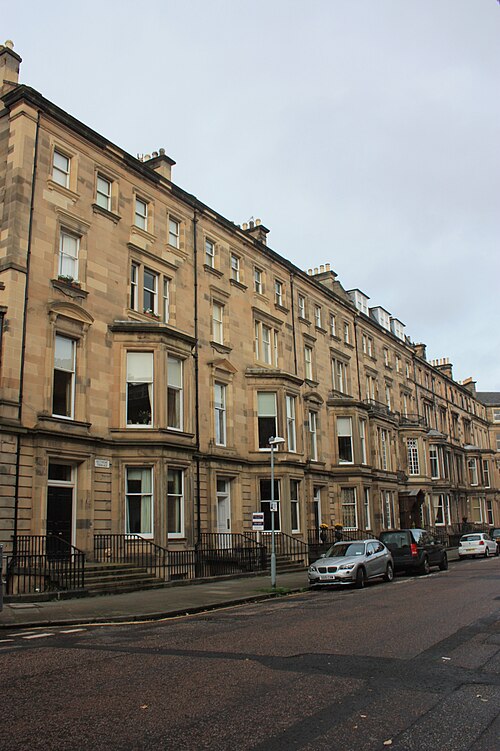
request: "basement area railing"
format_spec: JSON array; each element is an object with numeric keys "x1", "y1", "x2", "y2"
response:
[
  {"x1": 197, "y1": 533, "x2": 267, "y2": 576},
  {"x1": 6, "y1": 535, "x2": 86, "y2": 595},
  {"x1": 245, "y1": 531, "x2": 309, "y2": 566}
]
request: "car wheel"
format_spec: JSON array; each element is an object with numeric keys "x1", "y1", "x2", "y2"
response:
[
  {"x1": 383, "y1": 563, "x2": 394, "y2": 582},
  {"x1": 439, "y1": 553, "x2": 448, "y2": 571},
  {"x1": 484, "y1": 547, "x2": 490, "y2": 558},
  {"x1": 420, "y1": 556, "x2": 430, "y2": 575},
  {"x1": 355, "y1": 567, "x2": 367, "y2": 589}
]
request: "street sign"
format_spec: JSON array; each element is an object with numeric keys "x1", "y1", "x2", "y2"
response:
[{"x1": 252, "y1": 512, "x2": 264, "y2": 531}]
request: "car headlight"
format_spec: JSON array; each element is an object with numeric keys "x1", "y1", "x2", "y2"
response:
[
  {"x1": 309, "y1": 566, "x2": 318, "y2": 573},
  {"x1": 338, "y1": 563, "x2": 355, "y2": 570}
]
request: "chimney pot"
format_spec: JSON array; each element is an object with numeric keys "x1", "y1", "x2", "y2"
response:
[
  {"x1": 320, "y1": 264, "x2": 325, "y2": 273},
  {"x1": 5, "y1": 40, "x2": 14, "y2": 49},
  {"x1": 314, "y1": 267, "x2": 318, "y2": 275},
  {"x1": 249, "y1": 220, "x2": 254, "y2": 229},
  {"x1": 242, "y1": 223, "x2": 248, "y2": 231},
  {"x1": 255, "y1": 218, "x2": 261, "y2": 226},
  {"x1": 326, "y1": 263, "x2": 330, "y2": 271},
  {"x1": 159, "y1": 148, "x2": 165, "y2": 155}
]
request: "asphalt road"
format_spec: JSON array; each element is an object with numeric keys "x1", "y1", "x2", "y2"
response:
[{"x1": 1, "y1": 557, "x2": 499, "y2": 751}]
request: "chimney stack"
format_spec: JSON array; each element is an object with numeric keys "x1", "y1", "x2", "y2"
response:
[
  {"x1": 414, "y1": 343, "x2": 427, "y2": 361},
  {"x1": 0, "y1": 40, "x2": 22, "y2": 95},
  {"x1": 145, "y1": 148, "x2": 176, "y2": 181}
]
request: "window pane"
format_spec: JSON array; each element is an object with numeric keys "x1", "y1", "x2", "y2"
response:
[
  {"x1": 257, "y1": 392, "x2": 276, "y2": 415},
  {"x1": 168, "y1": 356, "x2": 182, "y2": 387},
  {"x1": 127, "y1": 352, "x2": 153, "y2": 383}
]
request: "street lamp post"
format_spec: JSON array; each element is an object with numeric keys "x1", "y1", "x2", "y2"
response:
[{"x1": 269, "y1": 436, "x2": 285, "y2": 588}]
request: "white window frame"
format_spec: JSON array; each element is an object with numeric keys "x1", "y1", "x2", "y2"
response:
[
  {"x1": 125, "y1": 466, "x2": 153, "y2": 537},
  {"x1": 380, "y1": 429, "x2": 389, "y2": 470},
  {"x1": 52, "y1": 149, "x2": 70, "y2": 188},
  {"x1": 257, "y1": 392, "x2": 277, "y2": 450},
  {"x1": 290, "y1": 479, "x2": 300, "y2": 533},
  {"x1": 309, "y1": 410, "x2": 318, "y2": 461},
  {"x1": 167, "y1": 355, "x2": 183, "y2": 431},
  {"x1": 96, "y1": 174, "x2": 112, "y2": 211},
  {"x1": 298, "y1": 294, "x2": 306, "y2": 319},
  {"x1": 314, "y1": 305, "x2": 322, "y2": 328},
  {"x1": 341, "y1": 487, "x2": 358, "y2": 530},
  {"x1": 363, "y1": 487, "x2": 371, "y2": 530},
  {"x1": 168, "y1": 217, "x2": 180, "y2": 248},
  {"x1": 304, "y1": 345, "x2": 313, "y2": 380},
  {"x1": 212, "y1": 301, "x2": 224, "y2": 344},
  {"x1": 215, "y1": 382, "x2": 227, "y2": 446},
  {"x1": 143, "y1": 268, "x2": 158, "y2": 315},
  {"x1": 230, "y1": 253, "x2": 240, "y2": 282},
  {"x1": 468, "y1": 457, "x2": 478, "y2": 486},
  {"x1": 382, "y1": 490, "x2": 393, "y2": 529},
  {"x1": 429, "y1": 445, "x2": 440, "y2": 479},
  {"x1": 482, "y1": 459, "x2": 490, "y2": 488},
  {"x1": 286, "y1": 395, "x2": 296, "y2": 453},
  {"x1": 58, "y1": 230, "x2": 80, "y2": 281},
  {"x1": 135, "y1": 197, "x2": 148, "y2": 231},
  {"x1": 337, "y1": 416, "x2": 353, "y2": 464},
  {"x1": 343, "y1": 321, "x2": 350, "y2": 344},
  {"x1": 53, "y1": 334, "x2": 76, "y2": 419},
  {"x1": 359, "y1": 419, "x2": 367, "y2": 465},
  {"x1": 275, "y1": 280, "x2": 283, "y2": 306},
  {"x1": 126, "y1": 351, "x2": 154, "y2": 428},
  {"x1": 163, "y1": 278, "x2": 170, "y2": 323},
  {"x1": 167, "y1": 468, "x2": 185, "y2": 538},
  {"x1": 254, "y1": 267, "x2": 263, "y2": 294},
  {"x1": 329, "y1": 313, "x2": 336, "y2": 337},
  {"x1": 407, "y1": 438, "x2": 420, "y2": 475},
  {"x1": 205, "y1": 238, "x2": 215, "y2": 268}
]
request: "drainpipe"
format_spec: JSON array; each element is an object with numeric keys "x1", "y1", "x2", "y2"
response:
[
  {"x1": 13, "y1": 111, "x2": 40, "y2": 556},
  {"x1": 192, "y1": 208, "x2": 201, "y2": 544},
  {"x1": 289, "y1": 272, "x2": 298, "y2": 375},
  {"x1": 353, "y1": 316, "x2": 362, "y2": 401}
]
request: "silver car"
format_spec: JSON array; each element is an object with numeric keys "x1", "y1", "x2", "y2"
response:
[{"x1": 308, "y1": 539, "x2": 394, "y2": 589}]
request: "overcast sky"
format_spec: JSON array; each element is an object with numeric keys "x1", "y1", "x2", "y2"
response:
[{"x1": 4, "y1": 0, "x2": 500, "y2": 390}]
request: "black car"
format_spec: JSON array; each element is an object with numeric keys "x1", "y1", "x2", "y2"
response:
[
  {"x1": 378, "y1": 529, "x2": 448, "y2": 575},
  {"x1": 490, "y1": 528, "x2": 500, "y2": 554}
]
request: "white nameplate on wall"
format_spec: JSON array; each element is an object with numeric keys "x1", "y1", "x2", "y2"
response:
[{"x1": 95, "y1": 459, "x2": 111, "y2": 469}]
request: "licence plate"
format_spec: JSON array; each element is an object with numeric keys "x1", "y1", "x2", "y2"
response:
[{"x1": 321, "y1": 575, "x2": 337, "y2": 580}]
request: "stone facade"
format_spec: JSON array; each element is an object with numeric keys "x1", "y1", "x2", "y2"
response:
[{"x1": 0, "y1": 42, "x2": 498, "y2": 558}]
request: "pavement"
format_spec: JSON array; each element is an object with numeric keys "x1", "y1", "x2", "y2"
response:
[{"x1": 0, "y1": 548, "x2": 461, "y2": 630}]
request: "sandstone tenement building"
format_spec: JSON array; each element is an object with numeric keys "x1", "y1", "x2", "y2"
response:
[{"x1": 1, "y1": 42, "x2": 498, "y2": 569}]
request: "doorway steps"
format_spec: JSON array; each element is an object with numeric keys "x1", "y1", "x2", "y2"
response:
[
  {"x1": 272, "y1": 554, "x2": 308, "y2": 574},
  {"x1": 83, "y1": 562, "x2": 168, "y2": 596}
]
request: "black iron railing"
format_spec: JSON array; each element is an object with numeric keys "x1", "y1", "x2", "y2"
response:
[
  {"x1": 399, "y1": 414, "x2": 428, "y2": 427},
  {"x1": 197, "y1": 533, "x2": 267, "y2": 576},
  {"x1": 245, "y1": 531, "x2": 309, "y2": 566},
  {"x1": 94, "y1": 534, "x2": 169, "y2": 580},
  {"x1": 6, "y1": 535, "x2": 85, "y2": 595},
  {"x1": 424, "y1": 522, "x2": 491, "y2": 547}
]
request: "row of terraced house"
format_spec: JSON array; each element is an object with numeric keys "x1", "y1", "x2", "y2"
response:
[{"x1": 1, "y1": 42, "x2": 499, "y2": 592}]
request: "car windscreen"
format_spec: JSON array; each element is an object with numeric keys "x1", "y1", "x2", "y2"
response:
[
  {"x1": 461, "y1": 534, "x2": 480, "y2": 541},
  {"x1": 379, "y1": 532, "x2": 409, "y2": 548},
  {"x1": 326, "y1": 543, "x2": 366, "y2": 557}
]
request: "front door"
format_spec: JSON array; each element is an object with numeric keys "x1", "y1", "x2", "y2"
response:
[
  {"x1": 216, "y1": 478, "x2": 231, "y2": 547},
  {"x1": 47, "y1": 463, "x2": 74, "y2": 556}
]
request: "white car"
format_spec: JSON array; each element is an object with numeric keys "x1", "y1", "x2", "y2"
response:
[{"x1": 458, "y1": 533, "x2": 498, "y2": 559}]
